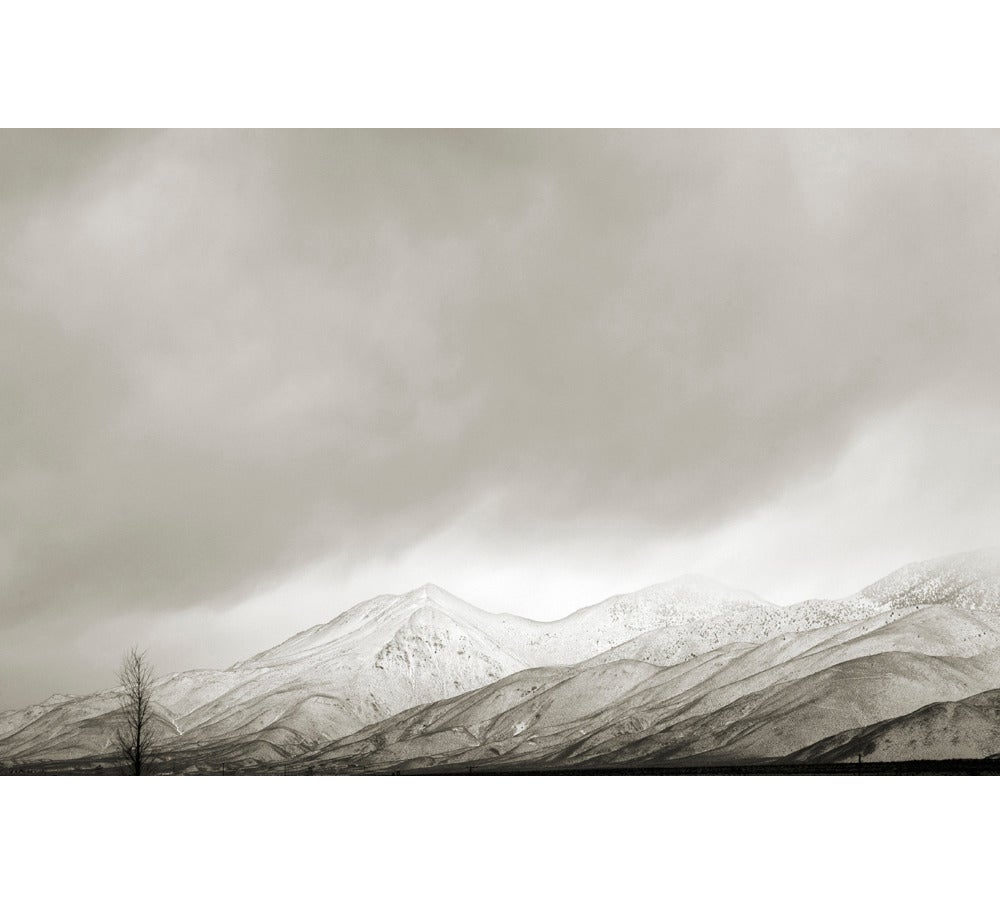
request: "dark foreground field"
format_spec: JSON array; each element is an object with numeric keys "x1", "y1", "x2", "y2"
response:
[
  {"x1": 427, "y1": 760, "x2": 1000, "y2": 776},
  {"x1": 5, "y1": 758, "x2": 1000, "y2": 776}
]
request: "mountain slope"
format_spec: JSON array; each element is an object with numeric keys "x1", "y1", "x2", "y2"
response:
[
  {"x1": 788, "y1": 687, "x2": 1000, "y2": 763},
  {"x1": 3, "y1": 550, "x2": 1000, "y2": 770},
  {"x1": 0, "y1": 584, "x2": 547, "y2": 764},
  {"x1": 291, "y1": 578, "x2": 1000, "y2": 772},
  {"x1": 0, "y1": 578, "x2": 773, "y2": 764},
  {"x1": 161, "y1": 585, "x2": 547, "y2": 755}
]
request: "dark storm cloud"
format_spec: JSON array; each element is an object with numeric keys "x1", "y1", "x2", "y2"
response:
[{"x1": 2, "y1": 130, "x2": 999, "y2": 652}]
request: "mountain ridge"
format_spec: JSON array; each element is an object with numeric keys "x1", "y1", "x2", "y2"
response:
[{"x1": 2, "y1": 549, "x2": 999, "y2": 771}]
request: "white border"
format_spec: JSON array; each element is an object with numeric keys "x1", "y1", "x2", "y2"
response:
[
  {"x1": 2, "y1": 775, "x2": 994, "y2": 915},
  {"x1": 3, "y1": 1, "x2": 1000, "y2": 126}
]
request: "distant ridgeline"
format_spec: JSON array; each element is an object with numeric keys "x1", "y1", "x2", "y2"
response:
[{"x1": 2, "y1": 550, "x2": 1000, "y2": 773}]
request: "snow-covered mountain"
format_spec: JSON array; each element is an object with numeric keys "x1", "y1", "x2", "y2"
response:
[
  {"x1": 292, "y1": 597, "x2": 1000, "y2": 772},
  {"x1": 0, "y1": 577, "x2": 775, "y2": 765},
  {"x1": 789, "y1": 686, "x2": 1000, "y2": 764},
  {"x1": 0, "y1": 584, "x2": 548, "y2": 763},
  {"x1": 2, "y1": 550, "x2": 999, "y2": 771},
  {"x1": 850, "y1": 549, "x2": 1000, "y2": 614}
]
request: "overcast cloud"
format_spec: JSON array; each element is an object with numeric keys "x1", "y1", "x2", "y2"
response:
[{"x1": 2, "y1": 130, "x2": 999, "y2": 708}]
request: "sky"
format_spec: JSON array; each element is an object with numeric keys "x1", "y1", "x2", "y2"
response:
[{"x1": 2, "y1": 129, "x2": 999, "y2": 709}]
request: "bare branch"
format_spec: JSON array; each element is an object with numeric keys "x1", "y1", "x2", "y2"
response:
[{"x1": 115, "y1": 646, "x2": 158, "y2": 775}]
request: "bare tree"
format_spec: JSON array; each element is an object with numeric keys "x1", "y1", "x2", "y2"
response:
[{"x1": 116, "y1": 646, "x2": 157, "y2": 775}]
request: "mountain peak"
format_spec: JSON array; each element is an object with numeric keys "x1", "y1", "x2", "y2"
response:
[
  {"x1": 852, "y1": 548, "x2": 1000, "y2": 611},
  {"x1": 393, "y1": 583, "x2": 498, "y2": 622},
  {"x1": 645, "y1": 573, "x2": 771, "y2": 604},
  {"x1": 404, "y1": 582, "x2": 466, "y2": 606}
]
